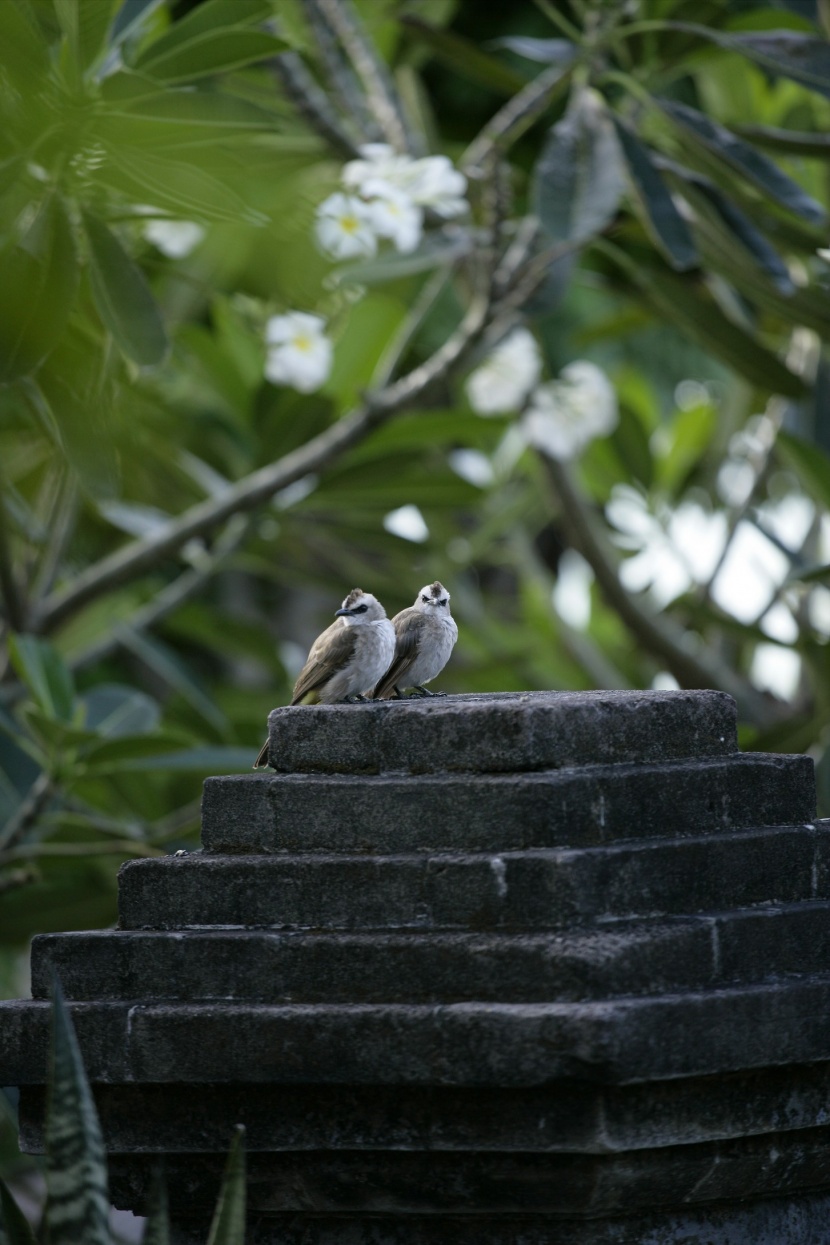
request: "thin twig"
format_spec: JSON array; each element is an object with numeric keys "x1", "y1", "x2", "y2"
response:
[
  {"x1": 314, "y1": 0, "x2": 413, "y2": 152},
  {"x1": 31, "y1": 472, "x2": 78, "y2": 602},
  {"x1": 69, "y1": 515, "x2": 251, "y2": 673},
  {"x1": 541, "y1": 455, "x2": 780, "y2": 726},
  {"x1": 0, "y1": 840, "x2": 161, "y2": 868},
  {"x1": 35, "y1": 294, "x2": 490, "y2": 638},
  {"x1": 273, "y1": 52, "x2": 362, "y2": 158},
  {"x1": 462, "y1": 60, "x2": 575, "y2": 173},
  {"x1": 0, "y1": 771, "x2": 52, "y2": 852}
]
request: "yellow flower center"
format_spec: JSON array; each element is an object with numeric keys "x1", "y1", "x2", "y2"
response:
[
  {"x1": 339, "y1": 214, "x2": 360, "y2": 234},
  {"x1": 292, "y1": 334, "x2": 313, "y2": 353}
]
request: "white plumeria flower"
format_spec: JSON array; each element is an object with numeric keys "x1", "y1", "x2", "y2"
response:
[
  {"x1": 343, "y1": 144, "x2": 468, "y2": 219},
  {"x1": 466, "y1": 328, "x2": 542, "y2": 415},
  {"x1": 522, "y1": 361, "x2": 618, "y2": 460},
  {"x1": 144, "y1": 219, "x2": 205, "y2": 258},
  {"x1": 362, "y1": 179, "x2": 423, "y2": 253},
  {"x1": 817, "y1": 247, "x2": 830, "y2": 262},
  {"x1": 315, "y1": 192, "x2": 377, "y2": 259},
  {"x1": 404, "y1": 155, "x2": 468, "y2": 218},
  {"x1": 264, "y1": 312, "x2": 333, "y2": 393}
]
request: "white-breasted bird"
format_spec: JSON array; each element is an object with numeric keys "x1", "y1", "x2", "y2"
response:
[
  {"x1": 253, "y1": 588, "x2": 395, "y2": 768},
  {"x1": 372, "y1": 581, "x2": 458, "y2": 700}
]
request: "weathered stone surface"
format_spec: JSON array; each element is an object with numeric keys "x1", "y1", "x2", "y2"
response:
[
  {"x1": 31, "y1": 900, "x2": 830, "y2": 1004},
  {"x1": 159, "y1": 1194, "x2": 830, "y2": 1245},
  {"x1": 9, "y1": 977, "x2": 830, "y2": 1086},
  {"x1": 117, "y1": 824, "x2": 824, "y2": 931},
  {"x1": 259, "y1": 690, "x2": 738, "y2": 775},
  {"x1": 106, "y1": 1124, "x2": 830, "y2": 1215},
  {"x1": 19, "y1": 1061, "x2": 830, "y2": 1154},
  {"x1": 200, "y1": 753, "x2": 815, "y2": 854}
]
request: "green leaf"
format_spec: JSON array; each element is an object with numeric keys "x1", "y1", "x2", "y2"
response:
[
  {"x1": 735, "y1": 124, "x2": 830, "y2": 156},
  {"x1": 489, "y1": 36, "x2": 576, "y2": 65},
  {"x1": 116, "y1": 628, "x2": 229, "y2": 736},
  {"x1": 134, "y1": 28, "x2": 286, "y2": 84},
  {"x1": 602, "y1": 244, "x2": 807, "y2": 397},
  {"x1": 0, "y1": 196, "x2": 79, "y2": 382},
  {"x1": 109, "y1": 0, "x2": 168, "y2": 50},
  {"x1": 777, "y1": 430, "x2": 830, "y2": 509},
  {"x1": 532, "y1": 89, "x2": 624, "y2": 243},
  {"x1": 45, "y1": 981, "x2": 111, "y2": 1245},
  {"x1": 696, "y1": 184, "x2": 795, "y2": 296},
  {"x1": 81, "y1": 684, "x2": 161, "y2": 737},
  {"x1": 613, "y1": 122, "x2": 698, "y2": 271},
  {"x1": 55, "y1": 0, "x2": 119, "y2": 75},
  {"x1": 136, "y1": 0, "x2": 270, "y2": 56},
  {"x1": 334, "y1": 232, "x2": 471, "y2": 285},
  {"x1": 81, "y1": 208, "x2": 168, "y2": 366},
  {"x1": 206, "y1": 1126, "x2": 246, "y2": 1245},
  {"x1": 8, "y1": 635, "x2": 75, "y2": 722},
  {"x1": 659, "y1": 99, "x2": 826, "y2": 226},
  {"x1": 0, "y1": 1177, "x2": 38, "y2": 1245},
  {"x1": 99, "y1": 144, "x2": 265, "y2": 225},
  {"x1": 669, "y1": 23, "x2": 830, "y2": 100},
  {"x1": 81, "y1": 746, "x2": 254, "y2": 774},
  {"x1": 141, "y1": 1168, "x2": 170, "y2": 1245}
]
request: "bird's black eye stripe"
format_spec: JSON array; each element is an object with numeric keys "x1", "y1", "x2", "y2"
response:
[
  {"x1": 421, "y1": 595, "x2": 430, "y2": 603},
  {"x1": 355, "y1": 603, "x2": 369, "y2": 613}
]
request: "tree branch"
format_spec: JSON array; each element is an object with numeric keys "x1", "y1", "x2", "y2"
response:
[
  {"x1": 35, "y1": 293, "x2": 491, "y2": 638},
  {"x1": 541, "y1": 454, "x2": 781, "y2": 726},
  {"x1": 273, "y1": 52, "x2": 362, "y2": 158},
  {"x1": 301, "y1": 0, "x2": 378, "y2": 143},
  {"x1": 462, "y1": 60, "x2": 575, "y2": 173},
  {"x1": 314, "y1": 0, "x2": 413, "y2": 153}
]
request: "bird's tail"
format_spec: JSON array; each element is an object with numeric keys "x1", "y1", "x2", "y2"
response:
[{"x1": 252, "y1": 738, "x2": 270, "y2": 769}]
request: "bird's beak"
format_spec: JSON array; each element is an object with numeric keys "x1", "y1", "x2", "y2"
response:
[{"x1": 334, "y1": 607, "x2": 353, "y2": 617}]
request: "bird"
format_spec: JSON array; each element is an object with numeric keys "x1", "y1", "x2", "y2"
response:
[
  {"x1": 253, "y1": 588, "x2": 395, "y2": 768},
  {"x1": 372, "y1": 581, "x2": 458, "y2": 700}
]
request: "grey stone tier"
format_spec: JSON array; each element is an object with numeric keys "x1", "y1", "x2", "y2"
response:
[
  {"x1": 258, "y1": 689, "x2": 737, "y2": 774},
  {"x1": 201, "y1": 753, "x2": 814, "y2": 853},
  {"x1": 1, "y1": 689, "x2": 828, "y2": 1244}
]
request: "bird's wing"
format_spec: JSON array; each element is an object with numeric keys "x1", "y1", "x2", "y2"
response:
[
  {"x1": 373, "y1": 609, "x2": 425, "y2": 698},
  {"x1": 291, "y1": 621, "x2": 357, "y2": 704}
]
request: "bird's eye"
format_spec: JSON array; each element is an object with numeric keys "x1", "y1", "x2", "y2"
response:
[
  {"x1": 439, "y1": 599, "x2": 447, "y2": 606},
  {"x1": 355, "y1": 603, "x2": 369, "y2": 613},
  {"x1": 421, "y1": 595, "x2": 430, "y2": 604}
]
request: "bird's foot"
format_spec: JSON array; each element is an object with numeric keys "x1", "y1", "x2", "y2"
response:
[
  {"x1": 344, "y1": 693, "x2": 368, "y2": 703},
  {"x1": 411, "y1": 685, "x2": 444, "y2": 697}
]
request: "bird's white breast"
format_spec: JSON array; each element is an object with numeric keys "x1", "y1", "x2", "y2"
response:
[
  {"x1": 407, "y1": 613, "x2": 458, "y2": 686},
  {"x1": 352, "y1": 618, "x2": 396, "y2": 694}
]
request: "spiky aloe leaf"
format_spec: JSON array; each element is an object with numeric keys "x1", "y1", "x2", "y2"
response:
[
  {"x1": 45, "y1": 979, "x2": 111, "y2": 1245},
  {"x1": 141, "y1": 1167, "x2": 170, "y2": 1245},
  {"x1": 206, "y1": 1126, "x2": 246, "y2": 1245},
  {"x1": 0, "y1": 1176, "x2": 38, "y2": 1245}
]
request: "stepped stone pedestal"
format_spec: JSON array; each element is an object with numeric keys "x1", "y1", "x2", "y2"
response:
[{"x1": 3, "y1": 690, "x2": 830, "y2": 1243}]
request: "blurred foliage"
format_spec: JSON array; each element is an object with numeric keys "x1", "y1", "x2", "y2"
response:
[{"x1": 1, "y1": 0, "x2": 830, "y2": 996}]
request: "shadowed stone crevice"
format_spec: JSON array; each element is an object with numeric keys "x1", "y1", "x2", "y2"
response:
[{"x1": 0, "y1": 690, "x2": 828, "y2": 1243}]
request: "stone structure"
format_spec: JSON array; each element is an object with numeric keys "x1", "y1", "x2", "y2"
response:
[{"x1": 2, "y1": 689, "x2": 830, "y2": 1243}]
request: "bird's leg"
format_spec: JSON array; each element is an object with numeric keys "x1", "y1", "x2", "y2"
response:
[
  {"x1": 343, "y1": 693, "x2": 368, "y2": 703},
  {"x1": 411, "y1": 685, "x2": 444, "y2": 697},
  {"x1": 392, "y1": 686, "x2": 404, "y2": 699}
]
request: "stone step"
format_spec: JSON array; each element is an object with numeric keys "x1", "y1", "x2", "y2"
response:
[
  {"x1": 158, "y1": 1194, "x2": 830, "y2": 1245},
  {"x1": 104, "y1": 1125, "x2": 830, "y2": 1216},
  {"x1": 30, "y1": 901, "x2": 830, "y2": 1004},
  {"x1": 21, "y1": 1059, "x2": 830, "y2": 1154},
  {"x1": 117, "y1": 824, "x2": 827, "y2": 931},
  {"x1": 258, "y1": 689, "x2": 737, "y2": 775},
  {"x1": 5, "y1": 976, "x2": 830, "y2": 1086},
  {"x1": 201, "y1": 754, "x2": 815, "y2": 855}
]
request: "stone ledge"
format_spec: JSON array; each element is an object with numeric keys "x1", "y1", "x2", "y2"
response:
[
  {"x1": 259, "y1": 690, "x2": 738, "y2": 775},
  {"x1": 117, "y1": 825, "x2": 824, "y2": 931},
  {"x1": 21, "y1": 1060, "x2": 830, "y2": 1154},
  {"x1": 201, "y1": 754, "x2": 816, "y2": 854},
  {"x1": 7, "y1": 979, "x2": 830, "y2": 1086},
  {"x1": 105, "y1": 1125, "x2": 830, "y2": 1216},
  {"x1": 30, "y1": 901, "x2": 830, "y2": 1004},
  {"x1": 157, "y1": 1194, "x2": 830, "y2": 1245}
]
